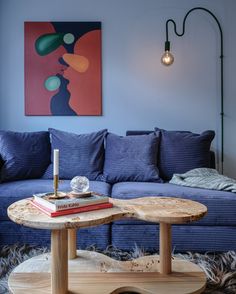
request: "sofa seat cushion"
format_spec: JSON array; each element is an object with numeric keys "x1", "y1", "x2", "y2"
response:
[
  {"x1": 0, "y1": 220, "x2": 110, "y2": 249},
  {"x1": 111, "y1": 224, "x2": 236, "y2": 252},
  {"x1": 111, "y1": 182, "x2": 236, "y2": 226},
  {"x1": 0, "y1": 179, "x2": 111, "y2": 220}
]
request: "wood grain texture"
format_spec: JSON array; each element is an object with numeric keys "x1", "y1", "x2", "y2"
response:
[
  {"x1": 7, "y1": 197, "x2": 207, "y2": 230},
  {"x1": 8, "y1": 197, "x2": 207, "y2": 294},
  {"x1": 159, "y1": 222, "x2": 172, "y2": 274},
  {"x1": 8, "y1": 251, "x2": 206, "y2": 294},
  {"x1": 68, "y1": 229, "x2": 77, "y2": 260},
  {"x1": 51, "y1": 230, "x2": 68, "y2": 294}
]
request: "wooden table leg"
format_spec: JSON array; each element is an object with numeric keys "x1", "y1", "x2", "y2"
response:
[
  {"x1": 159, "y1": 222, "x2": 172, "y2": 274},
  {"x1": 51, "y1": 229, "x2": 68, "y2": 294},
  {"x1": 68, "y1": 228, "x2": 77, "y2": 259}
]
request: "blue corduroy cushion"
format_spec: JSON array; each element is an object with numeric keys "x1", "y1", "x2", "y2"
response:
[
  {"x1": 43, "y1": 128, "x2": 107, "y2": 180},
  {"x1": 102, "y1": 132, "x2": 162, "y2": 183},
  {"x1": 1, "y1": 221, "x2": 110, "y2": 249},
  {"x1": 111, "y1": 224, "x2": 236, "y2": 252},
  {"x1": 155, "y1": 128, "x2": 215, "y2": 181},
  {"x1": 0, "y1": 131, "x2": 51, "y2": 182}
]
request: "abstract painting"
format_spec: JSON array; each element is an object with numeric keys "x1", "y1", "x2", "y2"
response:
[{"x1": 24, "y1": 22, "x2": 102, "y2": 116}]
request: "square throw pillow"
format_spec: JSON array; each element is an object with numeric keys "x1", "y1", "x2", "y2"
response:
[
  {"x1": 155, "y1": 128, "x2": 215, "y2": 181},
  {"x1": 43, "y1": 128, "x2": 107, "y2": 180},
  {"x1": 102, "y1": 132, "x2": 162, "y2": 183},
  {"x1": 0, "y1": 131, "x2": 51, "y2": 182}
]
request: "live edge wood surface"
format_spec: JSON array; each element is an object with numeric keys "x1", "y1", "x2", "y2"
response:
[
  {"x1": 7, "y1": 197, "x2": 207, "y2": 294},
  {"x1": 7, "y1": 196, "x2": 207, "y2": 229},
  {"x1": 8, "y1": 250, "x2": 207, "y2": 294}
]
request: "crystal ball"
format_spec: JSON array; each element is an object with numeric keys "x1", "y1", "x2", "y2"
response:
[{"x1": 70, "y1": 176, "x2": 89, "y2": 193}]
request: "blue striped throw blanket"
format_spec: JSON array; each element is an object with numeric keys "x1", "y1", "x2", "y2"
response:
[{"x1": 170, "y1": 168, "x2": 236, "y2": 193}]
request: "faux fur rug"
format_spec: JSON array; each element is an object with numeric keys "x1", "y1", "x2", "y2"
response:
[{"x1": 0, "y1": 244, "x2": 236, "y2": 294}]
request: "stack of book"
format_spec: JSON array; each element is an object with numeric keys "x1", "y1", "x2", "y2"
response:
[{"x1": 31, "y1": 192, "x2": 112, "y2": 217}]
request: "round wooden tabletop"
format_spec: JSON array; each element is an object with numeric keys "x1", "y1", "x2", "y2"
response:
[{"x1": 7, "y1": 196, "x2": 207, "y2": 230}]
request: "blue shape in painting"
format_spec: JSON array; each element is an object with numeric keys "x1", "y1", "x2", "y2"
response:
[
  {"x1": 50, "y1": 74, "x2": 77, "y2": 116},
  {"x1": 52, "y1": 22, "x2": 100, "y2": 53}
]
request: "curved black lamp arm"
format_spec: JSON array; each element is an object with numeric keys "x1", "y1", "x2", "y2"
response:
[{"x1": 165, "y1": 7, "x2": 224, "y2": 173}]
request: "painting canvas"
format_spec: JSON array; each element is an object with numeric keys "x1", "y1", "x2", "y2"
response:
[{"x1": 24, "y1": 22, "x2": 102, "y2": 116}]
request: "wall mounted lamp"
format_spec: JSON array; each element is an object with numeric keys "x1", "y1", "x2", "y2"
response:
[{"x1": 161, "y1": 7, "x2": 224, "y2": 173}]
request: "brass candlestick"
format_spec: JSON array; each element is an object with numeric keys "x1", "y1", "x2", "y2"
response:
[{"x1": 54, "y1": 174, "x2": 59, "y2": 197}]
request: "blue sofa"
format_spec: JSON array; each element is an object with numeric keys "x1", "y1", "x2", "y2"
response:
[{"x1": 0, "y1": 129, "x2": 236, "y2": 252}]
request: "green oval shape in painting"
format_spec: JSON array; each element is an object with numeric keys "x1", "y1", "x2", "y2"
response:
[
  {"x1": 35, "y1": 33, "x2": 64, "y2": 56},
  {"x1": 44, "y1": 76, "x2": 61, "y2": 91}
]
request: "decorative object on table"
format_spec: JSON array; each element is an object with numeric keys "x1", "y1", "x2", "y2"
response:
[
  {"x1": 53, "y1": 149, "x2": 59, "y2": 198},
  {"x1": 24, "y1": 21, "x2": 102, "y2": 116},
  {"x1": 32, "y1": 191, "x2": 112, "y2": 217},
  {"x1": 32, "y1": 192, "x2": 109, "y2": 212},
  {"x1": 48, "y1": 191, "x2": 67, "y2": 199},
  {"x1": 30, "y1": 201, "x2": 113, "y2": 217},
  {"x1": 68, "y1": 191, "x2": 92, "y2": 198},
  {"x1": 161, "y1": 7, "x2": 224, "y2": 173},
  {"x1": 70, "y1": 176, "x2": 90, "y2": 197}
]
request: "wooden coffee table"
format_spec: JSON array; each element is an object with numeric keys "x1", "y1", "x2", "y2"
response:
[{"x1": 7, "y1": 197, "x2": 207, "y2": 294}]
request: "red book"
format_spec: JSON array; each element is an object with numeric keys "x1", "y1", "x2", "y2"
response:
[{"x1": 30, "y1": 200, "x2": 113, "y2": 217}]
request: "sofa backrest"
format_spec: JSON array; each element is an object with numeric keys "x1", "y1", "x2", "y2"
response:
[{"x1": 126, "y1": 130, "x2": 216, "y2": 169}]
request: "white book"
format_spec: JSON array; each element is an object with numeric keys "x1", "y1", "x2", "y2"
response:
[{"x1": 33, "y1": 192, "x2": 109, "y2": 212}]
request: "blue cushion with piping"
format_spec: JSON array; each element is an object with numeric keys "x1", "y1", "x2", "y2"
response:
[
  {"x1": 0, "y1": 130, "x2": 51, "y2": 182},
  {"x1": 155, "y1": 128, "x2": 215, "y2": 181},
  {"x1": 102, "y1": 132, "x2": 162, "y2": 183},
  {"x1": 43, "y1": 128, "x2": 107, "y2": 180}
]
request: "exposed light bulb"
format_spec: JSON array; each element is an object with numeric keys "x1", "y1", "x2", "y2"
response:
[{"x1": 161, "y1": 50, "x2": 174, "y2": 66}]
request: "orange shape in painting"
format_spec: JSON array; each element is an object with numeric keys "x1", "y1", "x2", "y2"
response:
[
  {"x1": 63, "y1": 30, "x2": 102, "y2": 115},
  {"x1": 63, "y1": 53, "x2": 89, "y2": 73}
]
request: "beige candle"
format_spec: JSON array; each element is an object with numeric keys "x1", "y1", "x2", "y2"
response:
[{"x1": 53, "y1": 149, "x2": 59, "y2": 196}]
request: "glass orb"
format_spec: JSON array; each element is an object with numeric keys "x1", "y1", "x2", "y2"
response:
[
  {"x1": 161, "y1": 51, "x2": 174, "y2": 66},
  {"x1": 70, "y1": 176, "x2": 89, "y2": 193}
]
